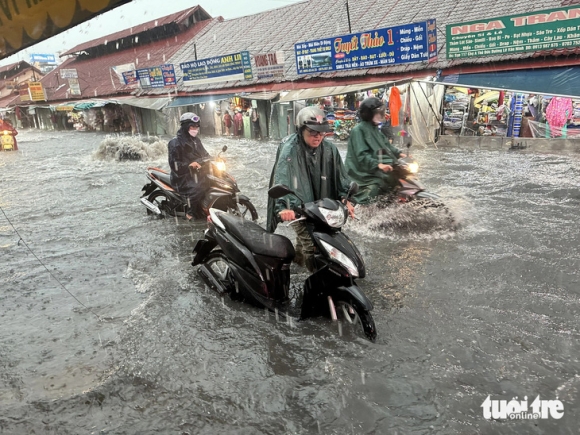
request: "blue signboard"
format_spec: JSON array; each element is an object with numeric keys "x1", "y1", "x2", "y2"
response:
[
  {"x1": 180, "y1": 51, "x2": 253, "y2": 86},
  {"x1": 123, "y1": 64, "x2": 176, "y2": 87},
  {"x1": 30, "y1": 53, "x2": 56, "y2": 63},
  {"x1": 161, "y1": 64, "x2": 176, "y2": 86},
  {"x1": 294, "y1": 20, "x2": 437, "y2": 75}
]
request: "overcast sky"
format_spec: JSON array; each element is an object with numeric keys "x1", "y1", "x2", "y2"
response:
[{"x1": 0, "y1": 0, "x2": 304, "y2": 66}]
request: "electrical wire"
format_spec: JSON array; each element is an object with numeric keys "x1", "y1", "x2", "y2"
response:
[{"x1": 0, "y1": 204, "x2": 105, "y2": 322}]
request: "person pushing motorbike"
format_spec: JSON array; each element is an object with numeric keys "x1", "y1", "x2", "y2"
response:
[
  {"x1": 345, "y1": 97, "x2": 406, "y2": 204},
  {"x1": 168, "y1": 112, "x2": 210, "y2": 220},
  {"x1": 267, "y1": 106, "x2": 355, "y2": 272}
]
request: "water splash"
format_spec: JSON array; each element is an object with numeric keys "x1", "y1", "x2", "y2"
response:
[{"x1": 92, "y1": 134, "x2": 167, "y2": 161}]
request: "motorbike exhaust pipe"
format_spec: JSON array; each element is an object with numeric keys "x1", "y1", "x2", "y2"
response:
[{"x1": 140, "y1": 197, "x2": 161, "y2": 215}]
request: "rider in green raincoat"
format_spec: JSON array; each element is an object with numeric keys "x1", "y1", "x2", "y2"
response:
[
  {"x1": 345, "y1": 97, "x2": 405, "y2": 204},
  {"x1": 267, "y1": 107, "x2": 354, "y2": 271}
]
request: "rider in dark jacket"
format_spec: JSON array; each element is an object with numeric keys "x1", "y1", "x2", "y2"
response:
[{"x1": 168, "y1": 112, "x2": 210, "y2": 219}]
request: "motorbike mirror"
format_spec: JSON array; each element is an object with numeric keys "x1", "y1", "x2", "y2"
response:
[
  {"x1": 268, "y1": 184, "x2": 295, "y2": 199},
  {"x1": 347, "y1": 181, "x2": 359, "y2": 197}
]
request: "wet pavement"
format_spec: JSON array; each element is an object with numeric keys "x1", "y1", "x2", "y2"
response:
[{"x1": 1, "y1": 129, "x2": 579, "y2": 434}]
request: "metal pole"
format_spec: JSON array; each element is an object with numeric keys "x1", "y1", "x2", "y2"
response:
[{"x1": 346, "y1": 0, "x2": 352, "y2": 33}]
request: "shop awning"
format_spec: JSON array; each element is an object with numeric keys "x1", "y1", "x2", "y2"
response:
[
  {"x1": 277, "y1": 81, "x2": 392, "y2": 102},
  {"x1": 167, "y1": 94, "x2": 235, "y2": 108},
  {"x1": 116, "y1": 97, "x2": 171, "y2": 111},
  {"x1": 237, "y1": 91, "x2": 279, "y2": 100},
  {"x1": 435, "y1": 66, "x2": 580, "y2": 98}
]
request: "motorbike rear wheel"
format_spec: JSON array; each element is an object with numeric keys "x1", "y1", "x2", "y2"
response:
[
  {"x1": 200, "y1": 251, "x2": 235, "y2": 295},
  {"x1": 147, "y1": 191, "x2": 170, "y2": 217},
  {"x1": 335, "y1": 300, "x2": 377, "y2": 342}
]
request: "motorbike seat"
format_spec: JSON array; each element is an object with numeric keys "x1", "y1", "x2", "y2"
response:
[
  {"x1": 217, "y1": 212, "x2": 295, "y2": 260},
  {"x1": 150, "y1": 169, "x2": 172, "y2": 187}
]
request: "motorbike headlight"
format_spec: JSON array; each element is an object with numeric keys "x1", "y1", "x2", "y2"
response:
[
  {"x1": 408, "y1": 162, "x2": 419, "y2": 174},
  {"x1": 214, "y1": 161, "x2": 226, "y2": 172},
  {"x1": 318, "y1": 206, "x2": 347, "y2": 228},
  {"x1": 319, "y1": 240, "x2": 358, "y2": 277},
  {"x1": 2, "y1": 130, "x2": 9, "y2": 135}
]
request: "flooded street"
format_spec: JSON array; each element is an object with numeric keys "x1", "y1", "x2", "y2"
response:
[{"x1": 1, "y1": 129, "x2": 579, "y2": 434}]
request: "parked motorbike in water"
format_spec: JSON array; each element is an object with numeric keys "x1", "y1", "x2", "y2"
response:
[
  {"x1": 0, "y1": 129, "x2": 17, "y2": 151},
  {"x1": 140, "y1": 145, "x2": 259, "y2": 220},
  {"x1": 191, "y1": 183, "x2": 377, "y2": 341}
]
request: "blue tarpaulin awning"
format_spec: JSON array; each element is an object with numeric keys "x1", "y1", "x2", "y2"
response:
[
  {"x1": 436, "y1": 66, "x2": 580, "y2": 98},
  {"x1": 167, "y1": 94, "x2": 235, "y2": 108}
]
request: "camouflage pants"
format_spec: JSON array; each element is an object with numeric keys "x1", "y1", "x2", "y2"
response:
[{"x1": 290, "y1": 221, "x2": 315, "y2": 272}]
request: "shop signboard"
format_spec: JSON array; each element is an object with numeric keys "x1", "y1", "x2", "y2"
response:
[
  {"x1": 446, "y1": 6, "x2": 580, "y2": 59},
  {"x1": 294, "y1": 20, "x2": 437, "y2": 75},
  {"x1": 161, "y1": 64, "x2": 176, "y2": 86},
  {"x1": 19, "y1": 83, "x2": 30, "y2": 102},
  {"x1": 137, "y1": 68, "x2": 152, "y2": 87},
  {"x1": 180, "y1": 51, "x2": 253, "y2": 86},
  {"x1": 254, "y1": 51, "x2": 285, "y2": 79},
  {"x1": 60, "y1": 68, "x2": 78, "y2": 79},
  {"x1": 122, "y1": 70, "x2": 139, "y2": 86},
  {"x1": 30, "y1": 53, "x2": 56, "y2": 63},
  {"x1": 29, "y1": 82, "x2": 46, "y2": 101},
  {"x1": 68, "y1": 78, "x2": 81, "y2": 95}
]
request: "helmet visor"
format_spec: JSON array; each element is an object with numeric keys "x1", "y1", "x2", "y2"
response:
[{"x1": 304, "y1": 122, "x2": 331, "y2": 133}]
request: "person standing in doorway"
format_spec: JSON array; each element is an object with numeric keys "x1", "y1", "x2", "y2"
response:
[
  {"x1": 233, "y1": 109, "x2": 244, "y2": 138},
  {"x1": 223, "y1": 110, "x2": 232, "y2": 136},
  {"x1": 251, "y1": 107, "x2": 261, "y2": 140}
]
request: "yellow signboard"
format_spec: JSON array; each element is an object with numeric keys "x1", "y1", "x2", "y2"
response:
[
  {"x1": 29, "y1": 82, "x2": 46, "y2": 101},
  {"x1": 0, "y1": 0, "x2": 132, "y2": 60}
]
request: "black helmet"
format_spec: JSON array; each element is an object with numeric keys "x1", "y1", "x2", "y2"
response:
[
  {"x1": 295, "y1": 107, "x2": 331, "y2": 132},
  {"x1": 180, "y1": 112, "x2": 200, "y2": 127},
  {"x1": 359, "y1": 97, "x2": 385, "y2": 122}
]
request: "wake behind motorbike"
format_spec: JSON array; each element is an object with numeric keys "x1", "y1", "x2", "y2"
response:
[
  {"x1": 191, "y1": 183, "x2": 377, "y2": 341},
  {"x1": 140, "y1": 145, "x2": 258, "y2": 220}
]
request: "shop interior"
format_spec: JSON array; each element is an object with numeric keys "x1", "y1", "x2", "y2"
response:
[{"x1": 442, "y1": 87, "x2": 580, "y2": 139}]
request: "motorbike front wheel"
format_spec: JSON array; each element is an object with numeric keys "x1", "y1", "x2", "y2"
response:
[
  {"x1": 237, "y1": 198, "x2": 259, "y2": 221},
  {"x1": 335, "y1": 300, "x2": 377, "y2": 342}
]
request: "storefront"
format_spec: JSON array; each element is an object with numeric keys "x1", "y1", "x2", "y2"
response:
[{"x1": 436, "y1": 66, "x2": 580, "y2": 140}]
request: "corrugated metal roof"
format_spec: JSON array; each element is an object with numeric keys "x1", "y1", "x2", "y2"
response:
[
  {"x1": 39, "y1": 17, "x2": 212, "y2": 103},
  {"x1": 61, "y1": 6, "x2": 211, "y2": 56},
  {"x1": 138, "y1": 0, "x2": 578, "y2": 95}
]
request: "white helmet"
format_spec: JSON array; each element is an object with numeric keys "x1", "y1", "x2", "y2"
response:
[
  {"x1": 295, "y1": 107, "x2": 331, "y2": 132},
  {"x1": 180, "y1": 112, "x2": 200, "y2": 127}
]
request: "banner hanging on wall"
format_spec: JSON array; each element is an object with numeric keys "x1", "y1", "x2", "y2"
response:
[{"x1": 294, "y1": 20, "x2": 437, "y2": 75}]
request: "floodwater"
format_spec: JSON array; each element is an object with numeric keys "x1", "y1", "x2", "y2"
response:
[{"x1": 1, "y1": 129, "x2": 579, "y2": 434}]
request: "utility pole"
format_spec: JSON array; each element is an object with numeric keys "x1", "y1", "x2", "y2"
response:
[{"x1": 346, "y1": 0, "x2": 352, "y2": 33}]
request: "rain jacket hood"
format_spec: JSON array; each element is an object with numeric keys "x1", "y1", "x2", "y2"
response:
[{"x1": 267, "y1": 133, "x2": 351, "y2": 233}]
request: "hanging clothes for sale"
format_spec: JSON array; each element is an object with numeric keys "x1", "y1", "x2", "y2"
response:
[
  {"x1": 389, "y1": 87, "x2": 402, "y2": 127},
  {"x1": 545, "y1": 97, "x2": 574, "y2": 137}
]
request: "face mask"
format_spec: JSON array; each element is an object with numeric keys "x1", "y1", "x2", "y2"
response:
[{"x1": 189, "y1": 129, "x2": 199, "y2": 137}]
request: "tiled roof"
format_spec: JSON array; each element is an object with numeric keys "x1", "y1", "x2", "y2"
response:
[
  {"x1": 60, "y1": 6, "x2": 211, "y2": 56},
  {"x1": 40, "y1": 17, "x2": 212, "y2": 102},
  {"x1": 139, "y1": 0, "x2": 579, "y2": 95}
]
